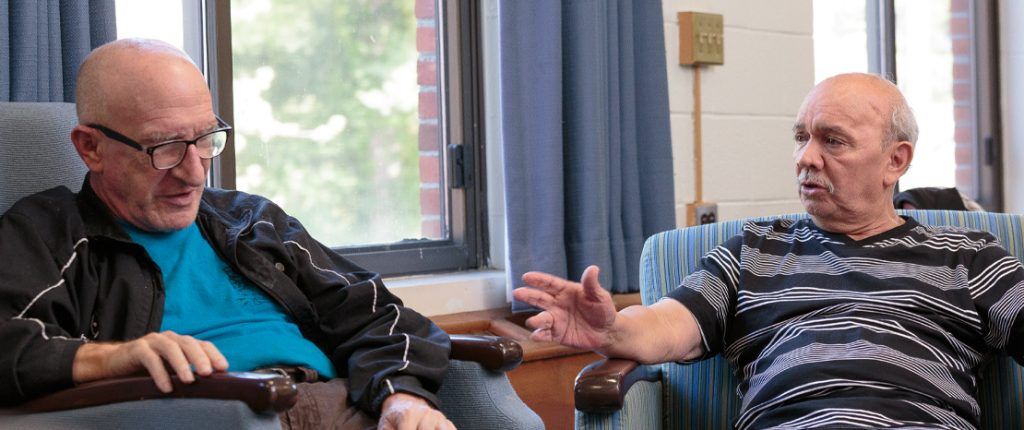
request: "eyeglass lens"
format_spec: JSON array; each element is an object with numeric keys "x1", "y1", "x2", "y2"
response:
[{"x1": 152, "y1": 130, "x2": 229, "y2": 169}]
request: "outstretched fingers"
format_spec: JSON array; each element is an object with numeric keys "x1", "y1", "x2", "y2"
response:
[
  {"x1": 529, "y1": 327, "x2": 553, "y2": 343},
  {"x1": 512, "y1": 286, "x2": 557, "y2": 310},
  {"x1": 525, "y1": 311, "x2": 554, "y2": 343},
  {"x1": 580, "y1": 265, "x2": 604, "y2": 300},
  {"x1": 521, "y1": 271, "x2": 575, "y2": 296},
  {"x1": 525, "y1": 311, "x2": 553, "y2": 331}
]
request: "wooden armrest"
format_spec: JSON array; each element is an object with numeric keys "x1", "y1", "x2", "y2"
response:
[
  {"x1": 574, "y1": 358, "x2": 660, "y2": 413},
  {"x1": 16, "y1": 372, "x2": 297, "y2": 414},
  {"x1": 449, "y1": 334, "x2": 523, "y2": 372}
]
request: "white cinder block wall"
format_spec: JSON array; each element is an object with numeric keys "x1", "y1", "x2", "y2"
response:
[{"x1": 662, "y1": 1, "x2": 814, "y2": 225}]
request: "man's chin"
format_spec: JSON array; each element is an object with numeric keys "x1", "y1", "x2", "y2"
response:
[
  {"x1": 147, "y1": 206, "x2": 200, "y2": 232},
  {"x1": 801, "y1": 200, "x2": 831, "y2": 218}
]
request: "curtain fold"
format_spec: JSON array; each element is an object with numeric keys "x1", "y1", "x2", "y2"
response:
[
  {"x1": 1, "y1": 0, "x2": 116, "y2": 102},
  {"x1": 500, "y1": 0, "x2": 676, "y2": 310}
]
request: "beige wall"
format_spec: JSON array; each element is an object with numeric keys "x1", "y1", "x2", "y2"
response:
[{"x1": 661, "y1": 1, "x2": 815, "y2": 224}]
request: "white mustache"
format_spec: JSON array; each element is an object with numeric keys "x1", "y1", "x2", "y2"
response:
[{"x1": 797, "y1": 170, "x2": 835, "y2": 194}]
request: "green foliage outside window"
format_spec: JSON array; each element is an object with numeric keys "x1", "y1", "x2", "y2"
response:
[{"x1": 231, "y1": 0, "x2": 424, "y2": 247}]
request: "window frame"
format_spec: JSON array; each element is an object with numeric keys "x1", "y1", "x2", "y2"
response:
[
  {"x1": 866, "y1": 0, "x2": 1003, "y2": 210},
  {"x1": 971, "y1": 0, "x2": 1003, "y2": 211},
  {"x1": 202, "y1": 0, "x2": 488, "y2": 276}
]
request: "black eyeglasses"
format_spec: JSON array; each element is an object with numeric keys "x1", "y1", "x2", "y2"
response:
[{"x1": 88, "y1": 116, "x2": 232, "y2": 170}]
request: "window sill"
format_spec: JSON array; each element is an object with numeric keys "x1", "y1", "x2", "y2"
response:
[{"x1": 384, "y1": 269, "x2": 509, "y2": 317}]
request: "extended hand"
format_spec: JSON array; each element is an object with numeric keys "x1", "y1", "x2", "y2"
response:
[
  {"x1": 378, "y1": 393, "x2": 455, "y2": 430},
  {"x1": 512, "y1": 265, "x2": 617, "y2": 350},
  {"x1": 72, "y1": 331, "x2": 229, "y2": 392}
]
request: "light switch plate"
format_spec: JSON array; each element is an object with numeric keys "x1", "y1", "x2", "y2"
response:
[{"x1": 678, "y1": 12, "x2": 724, "y2": 66}]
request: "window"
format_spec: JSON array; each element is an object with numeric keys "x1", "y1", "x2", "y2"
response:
[
  {"x1": 813, "y1": 0, "x2": 870, "y2": 78},
  {"x1": 812, "y1": 0, "x2": 1002, "y2": 210},
  {"x1": 892, "y1": 0, "x2": 959, "y2": 191},
  {"x1": 116, "y1": 0, "x2": 487, "y2": 275}
]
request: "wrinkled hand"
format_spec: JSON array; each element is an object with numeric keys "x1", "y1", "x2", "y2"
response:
[
  {"x1": 72, "y1": 330, "x2": 228, "y2": 392},
  {"x1": 378, "y1": 393, "x2": 455, "y2": 430},
  {"x1": 512, "y1": 265, "x2": 617, "y2": 350}
]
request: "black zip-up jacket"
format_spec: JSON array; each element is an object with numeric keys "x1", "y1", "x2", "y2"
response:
[{"x1": 0, "y1": 177, "x2": 451, "y2": 414}]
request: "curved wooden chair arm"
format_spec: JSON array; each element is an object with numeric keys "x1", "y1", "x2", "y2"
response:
[
  {"x1": 574, "y1": 358, "x2": 661, "y2": 413},
  {"x1": 449, "y1": 334, "x2": 524, "y2": 372},
  {"x1": 15, "y1": 371, "x2": 297, "y2": 414}
]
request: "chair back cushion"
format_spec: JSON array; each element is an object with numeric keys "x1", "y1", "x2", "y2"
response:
[
  {"x1": 639, "y1": 210, "x2": 1024, "y2": 430},
  {"x1": 438, "y1": 360, "x2": 544, "y2": 430},
  {"x1": 0, "y1": 102, "x2": 86, "y2": 214}
]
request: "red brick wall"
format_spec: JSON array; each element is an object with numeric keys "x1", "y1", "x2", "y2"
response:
[
  {"x1": 950, "y1": 0, "x2": 975, "y2": 197},
  {"x1": 417, "y1": 0, "x2": 443, "y2": 239}
]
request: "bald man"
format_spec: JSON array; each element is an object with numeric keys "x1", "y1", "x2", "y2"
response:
[
  {"x1": 0, "y1": 39, "x2": 454, "y2": 430},
  {"x1": 514, "y1": 74, "x2": 1024, "y2": 429}
]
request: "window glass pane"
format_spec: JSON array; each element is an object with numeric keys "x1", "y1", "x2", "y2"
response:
[
  {"x1": 115, "y1": 1, "x2": 185, "y2": 50},
  {"x1": 813, "y1": 0, "x2": 869, "y2": 82},
  {"x1": 894, "y1": 0, "x2": 964, "y2": 192},
  {"x1": 230, "y1": 0, "x2": 445, "y2": 247}
]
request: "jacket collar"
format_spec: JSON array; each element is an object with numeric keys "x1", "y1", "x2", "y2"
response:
[
  {"x1": 76, "y1": 174, "x2": 232, "y2": 241},
  {"x1": 76, "y1": 174, "x2": 137, "y2": 242}
]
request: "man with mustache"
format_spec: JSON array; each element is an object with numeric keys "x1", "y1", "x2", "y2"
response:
[
  {"x1": 0, "y1": 39, "x2": 454, "y2": 430},
  {"x1": 515, "y1": 73, "x2": 1024, "y2": 429}
]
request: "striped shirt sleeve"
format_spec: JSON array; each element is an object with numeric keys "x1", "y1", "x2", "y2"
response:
[
  {"x1": 969, "y1": 235, "x2": 1024, "y2": 361},
  {"x1": 667, "y1": 234, "x2": 744, "y2": 360}
]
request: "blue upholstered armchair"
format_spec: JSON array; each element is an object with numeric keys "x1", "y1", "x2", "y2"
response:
[
  {"x1": 0, "y1": 102, "x2": 543, "y2": 430},
  {"x1": 574, "y1": 211, "x2": 1024, "y2": 429}
]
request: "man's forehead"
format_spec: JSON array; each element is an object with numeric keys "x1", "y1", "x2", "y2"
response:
[
  {"x1": 794, "y1": 105, "x2": 858, "y2": 132},
  {"x1": 796, "y1": 91, "x2": 885, "y2": 132},
  {"x1": 793, "y1": 119, "x2": 851, "y2": 136}
]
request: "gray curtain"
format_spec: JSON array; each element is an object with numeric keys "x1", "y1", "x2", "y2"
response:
[
  {"x1": 1, "y1": 0, "x2": 116, "y2": 102},
  {"x1": 500, "y1": 1, "x2": 676, "y2": 310}
]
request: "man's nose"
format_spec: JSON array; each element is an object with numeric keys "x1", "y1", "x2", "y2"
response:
[
  {"x1": 794, "y1": 140, "x2": 823, "y2": 170},
  {"x1": 170, "y1": 145, "x2": 208, "y2": 185}
]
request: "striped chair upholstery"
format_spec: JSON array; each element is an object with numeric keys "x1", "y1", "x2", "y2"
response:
[{"x1": 576, "y1": 210, "x2": 1024, "y2": 429}]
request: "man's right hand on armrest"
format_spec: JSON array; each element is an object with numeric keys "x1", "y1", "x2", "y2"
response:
[{"x1": 72, "y1": 331, "x2": 229, "y2": 393}]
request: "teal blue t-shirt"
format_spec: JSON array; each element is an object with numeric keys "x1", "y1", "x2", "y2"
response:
[{"x1": 123, "y1": 221, "x2": 336, "y2": 379}]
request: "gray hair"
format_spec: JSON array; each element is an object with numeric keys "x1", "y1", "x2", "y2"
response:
[
  {"x1": 886, "y1": 97, "x2": 918, "y2": 147},
  {"x1": 863, "y1": 73, "x2": 918, "y2": 147}
]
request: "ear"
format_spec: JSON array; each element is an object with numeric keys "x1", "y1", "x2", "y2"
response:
[
  {"x1": 883, "y1": 140, "x2": 914, "y2": 188},
  {"x1": 70, "y1": 125, "x2": 104, "y2": 173}
]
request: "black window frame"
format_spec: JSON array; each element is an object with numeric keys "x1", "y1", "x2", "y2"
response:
[{"x1": 202, "y1": 0, "x2": 488, "y2": 276}]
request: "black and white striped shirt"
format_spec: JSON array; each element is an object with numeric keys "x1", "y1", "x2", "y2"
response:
[{"x1": 669, "y1": 217, "x2": 1024, "y2": 429}]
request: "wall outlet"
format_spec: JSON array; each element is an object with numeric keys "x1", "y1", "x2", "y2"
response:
[
  {"x1": 686, "y1": 201, "x2": 719, "y2": 226},
  {"x1": 678, "y1": 12, "x2": 724, "y2": 66}
]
